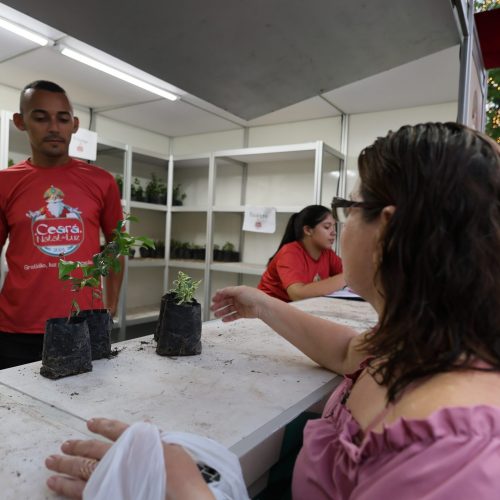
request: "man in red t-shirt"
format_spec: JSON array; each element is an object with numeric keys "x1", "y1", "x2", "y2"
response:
[{"x1": 0, "y1": 80, "x2": 123, "y2": 368}]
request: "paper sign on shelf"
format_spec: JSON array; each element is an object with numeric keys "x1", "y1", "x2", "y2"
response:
[
  {"x1": 69, "y1": 128, "x2": 98, "y2": 161},
  {"x1": 243, "y1": 206, "x2": 276, "y2": 234}
]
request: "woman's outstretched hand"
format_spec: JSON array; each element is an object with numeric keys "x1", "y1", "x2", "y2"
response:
[
  {"x1": 211, "y1": 286, "x2": 270, "y2": 322},
  {"x1": 45, "y1": 418, "x2": 129, "y2": 498}
]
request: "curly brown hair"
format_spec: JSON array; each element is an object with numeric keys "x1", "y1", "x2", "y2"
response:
[{"x1": 358, "y1": 122, "x2": 500, "y2": 401}]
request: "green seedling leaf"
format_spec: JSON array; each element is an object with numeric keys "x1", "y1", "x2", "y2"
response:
[{"x1": 59, "y1": 215, "x2": 153, "y2": 319}]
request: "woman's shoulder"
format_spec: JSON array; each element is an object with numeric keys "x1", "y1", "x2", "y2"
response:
[{"x1": 393, "y1": 369, "x2": 500, "y2": 423}]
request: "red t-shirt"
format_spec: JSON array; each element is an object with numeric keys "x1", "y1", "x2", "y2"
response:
[
  {"x1": 0, "y1": 158, "x2": 123, "y2": 334},
  {"x1": 258, "y1": 241, "x2": 343, "y2": 302}
]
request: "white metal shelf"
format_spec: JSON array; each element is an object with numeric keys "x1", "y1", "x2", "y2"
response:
[
  {"x1": 168, "y1": 259, "x2": 206, "y2": 270},
  {"x1": 130, "y1": 200, "x2": 168, "y2": 212},
  {"x1": 210, "y1": 262, "x2": 265, "y2": 276},
  {"x1": 212, "y1": 205, "x2": 303, "y2": 213},
  {"x1": 125, "y1": 305, "x2": 160, "y2": 326},
  {"x1": 128, "y1": 258, "x2": 166, "y2": 268},
  {"x1": 171, "y1": 206, "x2": 209, "y2": 212},
  {"x1": 213, "y1": 141, "x2": 345, "y2": 163}
]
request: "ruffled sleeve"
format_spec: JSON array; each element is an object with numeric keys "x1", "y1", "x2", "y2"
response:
[{"x1": 351, "y1": 405, "x2": 500, "y2": 499}]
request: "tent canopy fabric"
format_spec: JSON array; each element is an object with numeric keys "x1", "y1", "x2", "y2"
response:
[{"x1": 475, "y1": 9, "x2": 500, "y2": 70}]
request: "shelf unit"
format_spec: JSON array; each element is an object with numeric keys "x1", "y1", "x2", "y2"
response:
[
  {"x1": 165, "y1": 141, "x2": 346, "y2": 321},
  {"x1": 1, "y1": 113, "x2": 346, "y2": 331},
  {"x1": 117, "y1": 146, "x2": 169, "y2": 339}
]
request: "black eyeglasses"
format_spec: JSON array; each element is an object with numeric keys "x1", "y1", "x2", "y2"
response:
[{"x1": 331, "y1": 197, "x2": 382, "y2": 223}]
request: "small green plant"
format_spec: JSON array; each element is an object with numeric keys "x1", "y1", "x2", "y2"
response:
[
  {"x1": 8, "y1": 158, "x2": 14, "y2": 167},
  {"x1": 222, "y1": 241, "x2": 235, "y2": 252},
  {"x1": 172, "y1": 183, "x2": 187, "y2": 205},
  {"x1": 115, "y1": 174, "x2": 123, "y2": 197},
  {"x1": 131, "y1": 177, "x2": 144, "y2": 201},
  {"x1": 158, "y1": 178, "x2": 167, "y2": 204},
  {"x1": 59, "y1": 214, "x2": 155, "y2": 317},
  {"x1": 169, "y1": 271, "x2": 201, "y2": 305},
  {"x1": 146, "y1": 173, "x2": 165, "y2": 203}
]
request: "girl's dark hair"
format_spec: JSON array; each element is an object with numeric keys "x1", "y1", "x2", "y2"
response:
[
  {"x1": 358, "y1": 122, "x2": 500, "y2": 401},
  {"x1": 268, "y1": 205, "x2": 332, "y2": 264}
]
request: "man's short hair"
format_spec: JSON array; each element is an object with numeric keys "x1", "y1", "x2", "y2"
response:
[
  {"x1": 20, "y1": 80, "x2": 68, "y2": 113},
  {"x1": 22, "y1": 80, "x2": 67, "y2": 94}
]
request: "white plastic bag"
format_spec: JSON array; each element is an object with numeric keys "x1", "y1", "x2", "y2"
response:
[
  {"x1": 83, "y1": 421, "x2": 249, "y2": 500},
  {"x1": 83, "y1": 421, "x2": 166, "y2": 500},
  {"x1": 161, "y1": 431, "x2": 249, "y2": 500}
]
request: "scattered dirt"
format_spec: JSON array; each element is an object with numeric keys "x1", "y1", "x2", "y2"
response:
[{"x1": 108, "y1": 347, "x2": 124, "y2": 358}]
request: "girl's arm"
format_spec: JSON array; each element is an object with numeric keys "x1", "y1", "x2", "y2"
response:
[{"x1": 286, "y1": 273, "x2": 345, "y2": 301}]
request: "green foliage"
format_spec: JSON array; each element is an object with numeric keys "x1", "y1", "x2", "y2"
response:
[
  {"x1": 169, "y1": 271, "x2": 201, "y2": 305},
  {"x1": 115, "y1": 174, "x2": 123, "y2": 196},
  {"x1": 222, "y1": 241, "x2": 235, "y2": 252},
  {"x1": 131, "y1": 177, "x2": 144, "y2": 201},
  {"x1": 173, "y1": 183, "x2": 187, "y2": 204},
  {"x1": 475, "y1": 1, "x2": 500, "y2": 143},
  {"x1": 486, "y1": 68, "x2": 500, "y2": 143},
  {"x1": 146, "y1": 173, "x2": 167, "y2": 202},
  {"x1": 59, "y1": 214, "x2": 155, "y2": 316},
  {"x1": 474, "y1": 0, "x2": 499, "y2": 11},
  {"x1": 8, "y1": 158, "x2": 14, "y2": 167}
]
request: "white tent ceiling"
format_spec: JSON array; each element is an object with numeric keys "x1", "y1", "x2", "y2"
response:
[{"x1": 0, "y1": 0, "x2": 461, "y2": 137}]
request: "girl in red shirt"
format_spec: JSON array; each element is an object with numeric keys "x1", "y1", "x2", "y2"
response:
[{"x1": 258, "y1": 205, "x2": 344, "y2": 301}]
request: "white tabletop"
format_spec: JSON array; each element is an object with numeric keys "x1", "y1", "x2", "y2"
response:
[
  {"x1": 0, "y1": 383, "x2": 92, "y2": 499},
  {"x1": 0, "y1": 297, "x2": 377, "y2": 499}
]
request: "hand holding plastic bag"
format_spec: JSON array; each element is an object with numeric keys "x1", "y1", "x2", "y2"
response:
[{"x1": 46, "y1": 418, "x2": 249, "y2": 500}]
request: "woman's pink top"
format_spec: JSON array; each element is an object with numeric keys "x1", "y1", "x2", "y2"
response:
[{"x1": 292, "y1": 365, "x2": 500, "y2": 499}]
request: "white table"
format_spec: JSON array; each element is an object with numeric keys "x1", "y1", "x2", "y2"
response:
[{"x1": 0, "y1": 297, "x2": 377, "y2": 499}]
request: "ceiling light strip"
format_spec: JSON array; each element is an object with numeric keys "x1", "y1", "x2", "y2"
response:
[
  {"x1": 0, "y1": 17, "x2": 51, "y2": 46},
  {"x1": 61, "y1": 47, "x2": 178, "y2": 101}
]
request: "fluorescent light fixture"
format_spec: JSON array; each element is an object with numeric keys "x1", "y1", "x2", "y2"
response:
[
  {"x1": 0, "y1": 17, "x2": 51, "y2": 46},
  {"x1": 61, "y1": 47, "x2": 178, "y2": 101}
]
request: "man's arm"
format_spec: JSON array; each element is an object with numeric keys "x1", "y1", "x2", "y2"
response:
[{"x1": 104, "y1": 255, "x2": 124, "y2": 317}]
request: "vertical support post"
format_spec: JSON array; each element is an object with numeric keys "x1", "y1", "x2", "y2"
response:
[
  {"x1": 313, "y1": 141, "x2": 323, "y2": 203},
  {"x1": 457, "y1": 0, "x2": 472, "y2": 124},
  {"x1": 117, "y1": 145, "x2": 132, "y2": 341},
  {"x1": 0, "y1": 111, "x2": 11, "y2": 291},
  {"x1": 164, "y1": 152, "x2": 174, "y2": 295},
  {"x1": 335, "y1": 112, "x2": 350, "y2": 255},
  {"x1": 203, "y1": 153, "x2": 215, "y2": 321}
]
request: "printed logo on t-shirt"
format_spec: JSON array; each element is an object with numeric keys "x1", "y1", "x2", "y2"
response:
[
  {"x1": 313, "y1": 273, "x2": 321, "y2": 282},
  {"x1": 25, "y1": 185, "x2": 84, "y2": 257}
]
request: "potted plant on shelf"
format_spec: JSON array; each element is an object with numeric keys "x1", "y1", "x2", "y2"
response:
[
  {"x1": 131, "y1": 177, "x2": 144, "y2": 202},
  {"x1": 179, "y1": 241, "x2": 192, "y2": 259},
  {"x1": 146, "y1": 173, "x2": 162, "y2": 204},
  {"x1": 170, "y1": 239, "x2": 181, "y2": 259},
  {"x1": 221, "y1": 241, "x2": 239, "y2": 262},
  {"x1": 158, "y1": 178, "x2": 167, "y2": 205},
  {"x1": 139, "y1": 244, "x2": 152, "y2": 258},
  {"x1": 155, "y1": 240, "x2": 165, "y2": 259},
  {"x1": 115, "y1": 174, "x2": 123, "y2": 198},
  {"x1": 155, "y1": 271, "x2": 202, "y2": 356},
  {"x1": 213, "y1": 244, "x2": 222, "y2": 262},
  {"x1": 191, "y1": 244, "x2": 205, "y2": 260},
  {"x1": 172, "y1": 183, "x2": 187, "y2": 206},
  {"x1": 40, "y1": 215, "x2": 155, "y2": 379}
]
